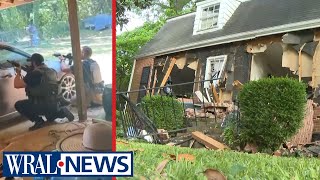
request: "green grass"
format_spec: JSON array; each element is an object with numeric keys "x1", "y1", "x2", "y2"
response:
[{"x1": 117, "y1": 141, "x2": 320, "y2": 180}]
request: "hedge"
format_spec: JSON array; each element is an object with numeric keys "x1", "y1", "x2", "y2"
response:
[
  {"x1": 237, "y1": 77, "x2": 307, "y2": 151},
  {"x1": 141, "y1": 95, "x2": 185, "y2": 131}
]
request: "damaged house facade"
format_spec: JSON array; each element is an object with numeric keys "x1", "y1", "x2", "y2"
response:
[{"x1": 127, "y1": 0, "x2": 320, "y2": 134}]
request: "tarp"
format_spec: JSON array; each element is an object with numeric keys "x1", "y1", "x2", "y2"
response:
[{"x1": 83, "y1": 14, "x2": 112, "y2": 31}]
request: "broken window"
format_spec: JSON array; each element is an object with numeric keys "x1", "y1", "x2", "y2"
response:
[
  {"x1": 200, "y1": 3, "x2": 220, "y2": 31},
  {"x1": 204, "y1": 55, "x2": 228, "y2": 88}
]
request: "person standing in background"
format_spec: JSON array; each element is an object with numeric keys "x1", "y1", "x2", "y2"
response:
[{"x1": 26, "y1": 21, "x2": 40, "y2": 47}]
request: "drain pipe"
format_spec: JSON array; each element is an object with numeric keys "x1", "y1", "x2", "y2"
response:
[{"x1": 299, "y1": 43, "x2": 307, "y2": 82}]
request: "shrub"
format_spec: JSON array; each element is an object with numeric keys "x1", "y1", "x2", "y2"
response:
[
  {"x1": 141, "y1": 95, "x2": 185, "y2": 131},
  {"x1": 222, "y1": 112, "x2": 245, "y2": 149},
  {"x1": 116, "y1": 110, "x2": 125, "y2": 138},
  {"x1": 238, "y1": 77, "x2": 307, "y2": 151}
]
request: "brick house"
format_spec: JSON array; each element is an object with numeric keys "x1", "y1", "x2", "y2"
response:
[{"x1": 127, "y1": 0, "x2": 320, "y2": 134}]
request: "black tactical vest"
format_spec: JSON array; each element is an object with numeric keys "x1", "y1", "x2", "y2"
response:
[{"x1": 27, "y1": 65, "x2": 59, "y2": 104}]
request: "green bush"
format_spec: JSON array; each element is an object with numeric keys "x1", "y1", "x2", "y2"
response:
[
  {"x1": 116, "y1": 110, "x2": 125, "y2": 138},
  {"x1": 222, "y1": 113, "x2": 244, "y2": 149},
  {"x1": 238, "y1": 77, "x2": 307, "y2": 151},
  {"x1": 141, "y1": 95, "x2": 185, "y2": 131}
]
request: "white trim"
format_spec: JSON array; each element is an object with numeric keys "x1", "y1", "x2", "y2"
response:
[
  {"x1": 137, "y1": 18, "x2": 320, "y2": 59},
  {"x1": 127, "y1": 59, "x2": 136, "y2": 93},
  {"x1": 197, "y1": 0, "x2": 221, "y2": 7},
  {"x1": 195, "y1": 27, "x2": 222, "y2": 35},
  {"x1": 194, "y1": 0, "x2": 222, "y2": 35},
  {"x1": 205, "y1": 88, "x2": 212, "y2": 103},
  {"x1": 167, "y1": 12, "x2": 196, "y2": 22},
  {"x1": 204, "y1": 55, "x2": 228, "y2": 88}
]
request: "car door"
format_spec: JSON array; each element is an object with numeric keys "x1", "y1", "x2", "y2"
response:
[{"x1": 0, "y1": 48, "x2": 28, "y2": 121}]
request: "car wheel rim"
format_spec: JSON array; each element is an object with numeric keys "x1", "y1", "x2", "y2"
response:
[{"x1": 60, "y1": 76, "x2": 76, "y2": 102}]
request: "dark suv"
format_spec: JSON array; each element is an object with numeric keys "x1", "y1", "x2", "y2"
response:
[{"x1": 0, "y1": 44, "x2": 76, "y2": 122}]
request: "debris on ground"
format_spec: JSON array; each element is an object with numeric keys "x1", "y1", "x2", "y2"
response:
[
  {"x1": 244, "y1": 143, "x2": 258, "y2": 154},
  {"x1": 162, "y1": 130, "x2": 228, "y2": 151},
  {"x1": 177, "y1": 153, "x2": 195, "y2": 162},
  {"x1": 273, "y1": 141, "x2": 320, "y2": 157},
  {"x1": 184, "y1": 102, "x2": 233, "y2": 119},
  {"x1": 185, "y1": 108, "x2": 212, "y2": 118},
  {"x1": 158, "y1": 129, "x2": 169, "y2": 141},
  {"x1": 191, "y1": 131, "x2": 229, "y2": 150}
]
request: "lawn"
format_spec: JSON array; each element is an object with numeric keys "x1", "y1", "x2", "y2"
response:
[{"x1": 117, "y1": 141, "x2": 320, "y2": 180}]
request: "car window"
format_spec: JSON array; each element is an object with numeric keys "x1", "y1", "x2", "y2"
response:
[
  {"x1": 0, "y1": 49, "x2": 28, "y2": 63},
  {"x1": 0, "y1": 49, "x2": 28, "y2": 69}
]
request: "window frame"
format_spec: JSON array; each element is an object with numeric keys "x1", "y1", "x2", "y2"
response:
[
  {"x1": 199, "y1": 3, "x2": 221, "y2": 31},
  {"x1": 204, "y1": 55, "x2": 228, "y2": 89}
]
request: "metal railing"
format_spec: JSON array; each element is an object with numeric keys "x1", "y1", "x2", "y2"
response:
[{"x1": 116, "y1": 79, "x2": 236, "y2": 143}]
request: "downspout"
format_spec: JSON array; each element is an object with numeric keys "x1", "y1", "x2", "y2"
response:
[{"x1": 299, "y1": 43, "x2": 307, "y2": 82}]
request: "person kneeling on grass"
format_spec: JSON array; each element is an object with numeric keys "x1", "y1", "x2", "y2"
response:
[{"x1": 14, "y1": 53, "x2": 74, "y2": 131}]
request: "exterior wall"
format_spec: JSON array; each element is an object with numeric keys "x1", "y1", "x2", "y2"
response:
[
  {"x1": 189, "y1": 43, "x2": 251, "y2": 101},
  {"x1": 130, "y1": 43, "x2": 251, "y2": 103},
  {"x1": 289, "y1": 100, "x2": 314, "y2": 145},
  {"x1": 129, "y1": 57, "x2": 154, "y2": 103},
  {"x1": 313, "y1": 106, "x2": 320, "y2": 133}
]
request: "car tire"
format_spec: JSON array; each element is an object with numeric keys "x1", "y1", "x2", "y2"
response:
[{"x1": 59, "y1": 74, "x2": 76, "y2": 105}]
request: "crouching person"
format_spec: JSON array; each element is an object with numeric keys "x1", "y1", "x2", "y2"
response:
[{"x1": 14, "y1": 53, "x2": 74, "y2": 131}]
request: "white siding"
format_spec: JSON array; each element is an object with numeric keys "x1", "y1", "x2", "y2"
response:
[{"x1": 223, "y1": 0, "x2": 241, "y2": 24}]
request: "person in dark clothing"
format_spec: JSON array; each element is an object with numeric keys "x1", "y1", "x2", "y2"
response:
[{"x1": 14, "y1": 53, "x2": 74, "y2": 131}]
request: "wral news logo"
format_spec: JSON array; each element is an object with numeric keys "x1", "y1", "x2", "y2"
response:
[{"x1": 3, "y1": 152, "x2": 133, "y2": 177}]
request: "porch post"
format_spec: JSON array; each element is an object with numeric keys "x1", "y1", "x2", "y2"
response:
[{"x1": 67, "y1": 0, "x2": 87, "y2": 121}]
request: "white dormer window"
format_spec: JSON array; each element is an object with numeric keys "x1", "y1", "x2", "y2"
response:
[
  {"x1": 199, "y1": 3, "x2": 220, "y2": 31},
  {"x1": 193, "y1": 0, "x2": 241, "y2": 35}
]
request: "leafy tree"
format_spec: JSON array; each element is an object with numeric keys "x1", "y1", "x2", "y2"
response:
[
  {"x1": 116, "y1": 0, "x2": 196, "y2": 91},
  {"x1": 116, "y1": 21, "x2": 164, "y2": 91},
  {"x1": 116, "y1": 0, "x2": 153, "y2": 30},
  {"x1": 155, "y1": 0, "x2": 196, "y2": 17},
  {"x1": 116, "y1": 0, "x2": 195, "y2": 29},
  {"x1": 0, "y1": 0, "x2": 112, "y2": 40}
]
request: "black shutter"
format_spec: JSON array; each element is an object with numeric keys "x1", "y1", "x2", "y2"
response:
[{"x1": 138, "y1": 66, "x2": 151, "y2": 102}]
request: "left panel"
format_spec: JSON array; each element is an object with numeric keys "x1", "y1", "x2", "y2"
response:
[{"x1": 0, "y1": 0, "x2": 113, "y2": 179}]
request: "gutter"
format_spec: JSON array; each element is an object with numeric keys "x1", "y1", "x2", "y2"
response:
[{"x1": 136, "y1": 18, "x2": 320, "y2": 59}]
